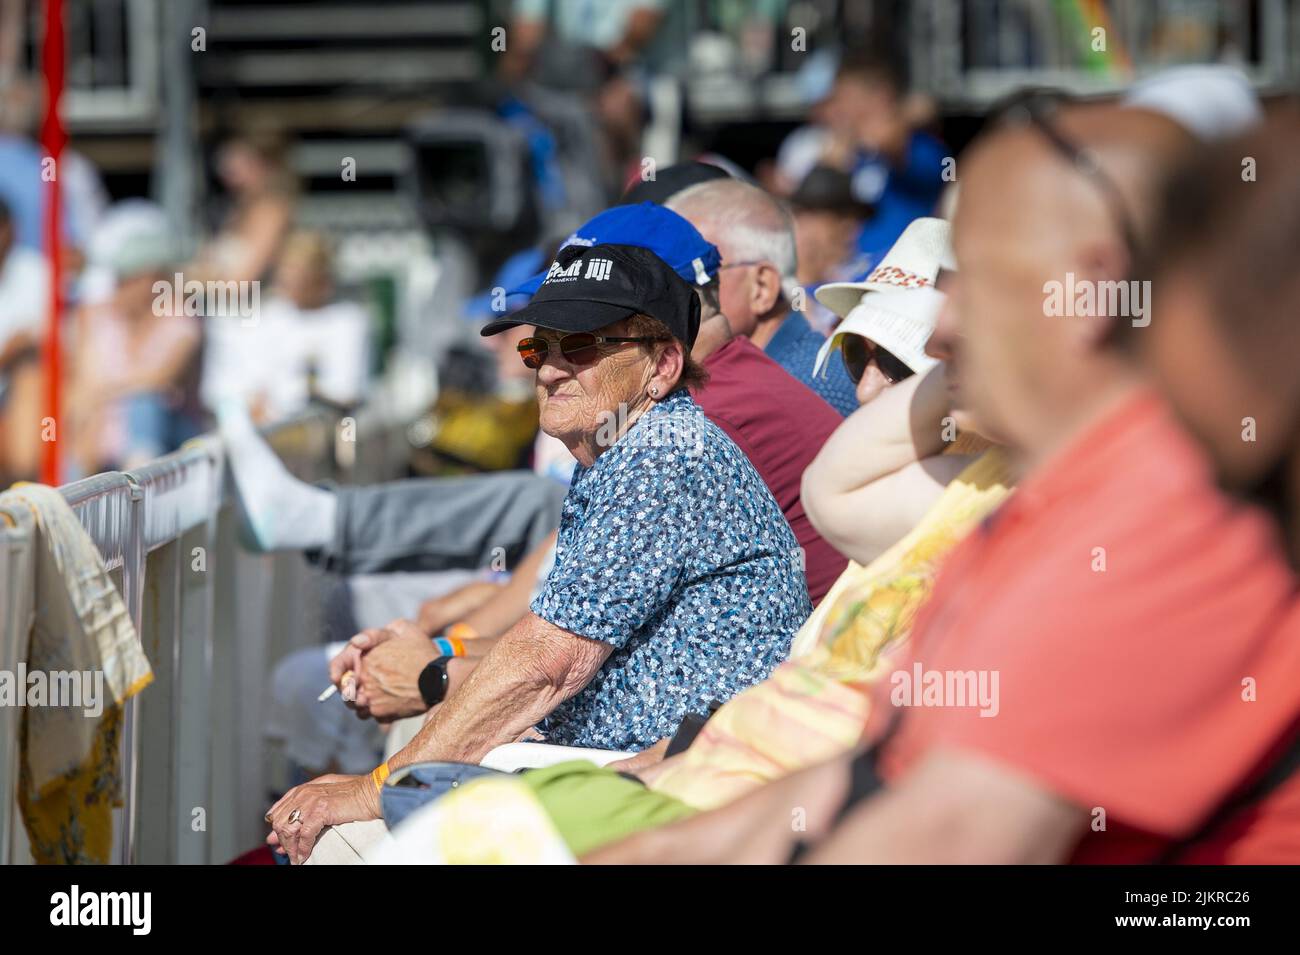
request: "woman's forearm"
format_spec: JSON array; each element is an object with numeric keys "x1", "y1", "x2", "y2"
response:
[
  {"x1": 388, "y1": 614, "x2": 608, "y2": 768},
  {"x1": 804, "y1": 367, "x2": 948, "y2": 510},
  {"x1": 803, "y1": 365, "x2": 959, "y2": 562},
  {"x1": 807, "y1": 366, "x2": 948, "y2": 494}
]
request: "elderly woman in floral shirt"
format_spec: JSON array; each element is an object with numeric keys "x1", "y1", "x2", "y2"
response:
[{"x1": 267, "y1": 241, "x2": 809, "y2": 862}]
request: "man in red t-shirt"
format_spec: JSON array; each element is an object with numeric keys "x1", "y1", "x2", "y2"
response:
[{"x1": 793, "y1": 103, "x2": 1300, "y2": 864}]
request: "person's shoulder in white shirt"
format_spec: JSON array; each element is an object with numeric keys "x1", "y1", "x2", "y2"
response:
[{"x1": 0, "y1": 245, "x2": 49, "y2": 344}]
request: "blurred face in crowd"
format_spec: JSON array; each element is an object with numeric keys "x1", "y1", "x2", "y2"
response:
[
  {"x1": 486, "y1": 323, "x2": 536, "y2": 388},
  {"x1": 924, "y1": 269, "x2": 976, "y2": 431},
  {"x1": 218, "y1": 141, "x2": 273, "y2": 195},
  {"x1": 275, "y1": 248, "x2": 333, "y2": 310},
  {"x1": 936, "y1": 107, "x2": 1192, "y2": 454},
  {"x1": 1126, "y1": 117, "x2": 1300, "y2": 506},
  {"x1": 1139, "y1": 267, "x2": 1300, "y2": 495},
  {"x1": 823, "y1": 73, "x2": 901, "y2": 152},
  {"x1": 115, "y1": 269, "x2": 168, "y2": 320},
  {"x1": 931, "y1": 129, "x2": 1095, "y2": 448},
  {"x1": 527, "y1": 318, "x2": 679, "y2": 463},
  {"x1": 793, "y1": 208, "x2": 858, "y2": 286},
  {"x1": 929, "y1": 141, "x2": 1047, "y2": 446}
]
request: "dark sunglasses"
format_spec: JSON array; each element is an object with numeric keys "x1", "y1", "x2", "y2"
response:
[
  {"x1": 840, "y1": 334, "x2": 914, "y2": 385},
  {"x1": 988, "y1": 88, "x2": 1143, "y2": 262},
  {"x1": 517, "y1": 333, "x2": 665, "y2": 369}
]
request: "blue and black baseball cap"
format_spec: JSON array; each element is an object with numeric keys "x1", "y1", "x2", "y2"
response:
[
  {"x1": 481, "y1": 242, "x2": 703, "y2": 350},
  {"x1": 508, "y1": 202, "x2": 720, "y2": 297}
]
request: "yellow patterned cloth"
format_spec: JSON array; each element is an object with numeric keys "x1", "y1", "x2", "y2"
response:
[
  {"x1": 648, "y1": 449, "x2": 1013, "y2": 809},
  {"x1": 3, "y1": 483, "x2": 153, "y2": 864},
  {"x1": 367, "y1": 776, "x2": 576, "y2": 865}
]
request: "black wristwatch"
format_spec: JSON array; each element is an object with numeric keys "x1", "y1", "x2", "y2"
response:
[{"x1": 417, "y1": 656, "x2": 452, "y2": 707}]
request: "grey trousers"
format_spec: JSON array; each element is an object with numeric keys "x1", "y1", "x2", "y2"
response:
[{"x1": 311, "y1": 471, "x2": 568, "y2": 576}]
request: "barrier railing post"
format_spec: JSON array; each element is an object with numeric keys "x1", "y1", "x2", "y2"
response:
[
  {"x1": 0, "y1": 505, "x2": 37, "y2": 865},
  {"x1": 1, "y1": 407, "x2": 407, "y2": 864}
]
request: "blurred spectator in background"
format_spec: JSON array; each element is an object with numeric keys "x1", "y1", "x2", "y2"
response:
[
  {"x1": 195, "y1": 130, "x2": 296, "y2": 286},
  {"x1": 68, "y1": 226, "x2": 201, "y2": 473},
  {"x1": 790, "y1": 165, "x2": 873, "y2": 289},
  {"x1": 667, "y1": 178, "x2": 859, "y2": 416},
  {"x1": 503, "y1": 0, "x2": 665, "y2": 80},
  {"x1": 1132, "y1": 111, "x2": 1300, "y2": 570},
  {"x1": 203, "y1": 231, "x2": 370, "y2": 424},
  {"x1": 501, "y1": 1, "x2": 665, "y2": 197},
  {"x1": 787, "y1": 164, "x2": 873, "y2": 332},
  {"x1": 777, "y1": 48, "x2": 946, "y2": 272},
  {"x1": 0, "y1": 75, "x2": 107, "y2": 263},
  {"x1": 621, "y1": 158, "x2": 732, "y2": 204},
  {"x1": 0, "y1": 195, "x2": 47, "y2": 482},
  {"x1": 79, "y1": 200, "x2": 174, "y2": 307},
  {"x1": 412, "y1": 246, "x2": 549, "y2": 474}
]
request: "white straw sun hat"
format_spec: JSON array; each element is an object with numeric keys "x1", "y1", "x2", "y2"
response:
[
  {"x1": 815, "y1": 216, "x2": 953, "y2": 320},
  {"x1": 813, "y1": 285, "x2": 945, "y2": 380}
]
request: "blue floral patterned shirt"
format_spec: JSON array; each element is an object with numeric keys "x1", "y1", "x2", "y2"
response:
[{"x1": 531, "y1": 389, "x2": 811, "y2": 750}]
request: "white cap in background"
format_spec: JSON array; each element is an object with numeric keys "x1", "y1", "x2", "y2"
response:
[{"x1": 1123, "y1": 65, "x2": 1263, "y2": 142}]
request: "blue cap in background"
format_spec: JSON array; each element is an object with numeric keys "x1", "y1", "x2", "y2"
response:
[
  {"x1": 463, "y1": 246, "x2": 546, "y2": 321},
  {"x1": 509, "y1": 202, "x2": 721, "y2": 297}
]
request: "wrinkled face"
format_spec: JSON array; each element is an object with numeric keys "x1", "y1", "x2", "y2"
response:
[
  {"x1": 683, "y1": 215, "x2": 762, "y2": 338},
  {"x1": 715, "y1": 261, "x2": 761, "y2": 337},
  {"x1": 1137, "y1": 273, "x2": 1299, "y2": 494},
  {"x1": 531, "y1": 319, "x2": 655, "y2": 445}
]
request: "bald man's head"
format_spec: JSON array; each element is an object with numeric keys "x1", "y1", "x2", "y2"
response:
[{"x1": 930, "y1": 102, "x2": 1195, "y2": 453}]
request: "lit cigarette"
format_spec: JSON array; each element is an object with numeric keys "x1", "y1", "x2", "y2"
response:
[{"x1": 317, "y1": 670, "x2": 354, "y2": 702}]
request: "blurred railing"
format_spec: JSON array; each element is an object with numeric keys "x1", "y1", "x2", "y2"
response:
[
  {"x1": 912, "y1": 0, "x2": 1299, "y2": 105},
  {"x1": 0, "y1": 405, "x2": 412, "y2": 864}
]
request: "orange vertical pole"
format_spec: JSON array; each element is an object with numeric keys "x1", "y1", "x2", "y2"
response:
[{"x1": 39, "y1": 0, "x2": 65, "y2": 485}]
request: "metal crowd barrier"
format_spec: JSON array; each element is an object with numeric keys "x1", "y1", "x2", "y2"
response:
[{"x1": 0, "y1": 406, "x2": 412, "y2": 864}]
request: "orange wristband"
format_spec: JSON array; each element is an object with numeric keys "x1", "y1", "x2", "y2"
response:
[
  {"x1": 446, "y1": 622, "x2": 478, "y2": 643},
  {"x1": 370, "y1": 761, "x2": 391, "y2": 792}
]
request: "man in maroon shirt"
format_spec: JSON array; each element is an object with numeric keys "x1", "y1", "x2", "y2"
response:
[{"x1": 691, "y1": 286, "x2": 847, "y2": 602}]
